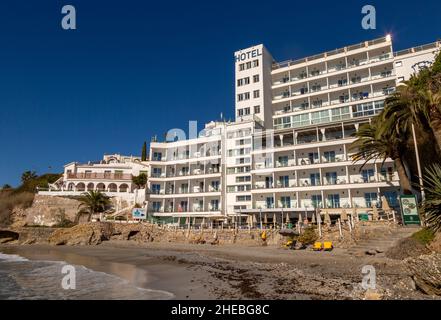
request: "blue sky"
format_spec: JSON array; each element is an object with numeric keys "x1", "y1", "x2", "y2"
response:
[{"x1": 0, "y1": 0, "x2": 440, "y2": 186}]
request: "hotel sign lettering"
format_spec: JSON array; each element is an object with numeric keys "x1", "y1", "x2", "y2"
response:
[{"x1": 235, "y1": 48, "x2": 262, "y2": 62}]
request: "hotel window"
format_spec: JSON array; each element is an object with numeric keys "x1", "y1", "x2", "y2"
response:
[
  {"x1": 244, "y1": 77, "x2": 250, "y2": 85},
  {"x1": 311, "y1": 195, "x2": 322, "y2": 208},
  {"x1": 237, "y1": 195, "x2": 251, "y2": 202},
  {"x1": 253, "y1": 74, "x2": 260, "y2": 82},
  {"x1": 364, "y1": 192, "x2": 378, "y2": 208},
  {"x1": 237, "y1": 79, "x2": 243, "y2": 87},
  {"x1": 252, "y1": 59, "x2": 259, "y2": 67},
  {"x1": 238, "y1": 108, "x2": 244, "y2": 116},
  {"x1": 151, "y1": 184, "x2": 161, "y2": 194},
  {"x1": 266, "y1": 197, "x2": 274, "y2": 209},
  {"x1": 398, "y1": 76, "x2": 405, "y2": 82},
  {"x1": 244, "y1": 92, "x2": 250, "y2": 100},
  {"x1": 244, "y1": 107, "x2": 251, "y2": 115},
  {"x1": 152, "y1": 202, "x2": 161, "y2": 212},
  {"x1": 254, "y1": 105, "x2": 260, "y2": 113},
  {"x1": 327, "y1": 194, "x2": 340, "y2": 208},
  {"x1": 246, "y1": 61, "x2": 252, "y2": 69},
  {"x1": 152, "y1": 152, "x2": 162, "y2": 161},
  {"x1": 362, "y1": 169, "x2": 375, "y2": 183},
  {"x1": 311, "y1": 110, "x2": 330, "y2": 124},
  {"x1": 323, "y1": 151, "x2": 336, "y2": 163},
  {"x1": 237, "y1": 94, "x2": 244, "y2": 102},
  {"x1": 253, "y1": 90, "x2": 260, "y2": 98},
  {"x1": 239, "y1": 63, "x2": 245, "y2": 71},
  {"x1": 280, "y1": 196, "x2": 291, "y2": 208}
]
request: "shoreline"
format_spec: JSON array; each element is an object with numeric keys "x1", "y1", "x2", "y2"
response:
[{"x1": 0, "y1": 241, "x2": 436, "y2": 300}]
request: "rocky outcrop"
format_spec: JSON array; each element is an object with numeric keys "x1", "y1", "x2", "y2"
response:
[
  {"x1": 48, "y1": 222, "x2": 114, "y2": 245},
  {"x1": 13, "y1": 195, "x2": 80, "y2": 227},
  {"x1": 405, "y1": 252, "x2": 441, "y2": 296}
]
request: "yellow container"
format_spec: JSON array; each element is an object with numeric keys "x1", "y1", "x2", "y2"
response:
[
  {"x1": 323, "y1": 241, "x2": 333, "y2": 251},
  {"x1": 313, "y1": 242, "x2": 322, "y2": 251}
]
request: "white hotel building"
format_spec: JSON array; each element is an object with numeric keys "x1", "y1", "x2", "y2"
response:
[{"x1": 147, "y1": 35, "x2": 440, "y2": 225}]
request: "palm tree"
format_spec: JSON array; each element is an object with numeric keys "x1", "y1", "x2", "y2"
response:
[
  {"x1": 21, "y1": 171, "x2": 38, "y2": 184},
  {"x1": 350, "y1": 118, "x2": 413, "y2": 194},
  {"x1": 75, "y1": 190, "x2": 111, "y2": 223},
  {"x1": 421, "y1": 164, "x2": 441, "y2": 232}
]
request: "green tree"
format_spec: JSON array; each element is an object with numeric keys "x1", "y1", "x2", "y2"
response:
[
  {"x1": 75, "y1": 190, "x2": 111, "y2": 223},
  {"x1": 132, "y1": 173, "x2": 147, "y2": 189},
  {"x1": 350, "y1": 118, "x2": 413, "y2": 194},
  {"x1": 421, "y1": 164, "x2": 441, "y2": 232},
  {"x1": 141, "y1": 141, "x2": 147, "y2": 161},
  {"x1": 21, "y1": 171, "x2": 38, "y2": 184},
  {"x1": 1, "y1": 184, "x2": 12, "y2": 190}
]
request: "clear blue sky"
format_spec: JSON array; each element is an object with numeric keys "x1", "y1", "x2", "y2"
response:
[{"x1": 0, "y1": 0, "x2": 439, "y2": 186}]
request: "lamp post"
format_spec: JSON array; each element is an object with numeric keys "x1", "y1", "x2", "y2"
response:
[
  {"x1": 411, "y1": 123, "x2": 425, "y2": 202},
  {"x1": 259, "y1": 208, "x2": 263, "y2": 230}
]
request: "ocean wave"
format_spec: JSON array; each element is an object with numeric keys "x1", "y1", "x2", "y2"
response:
[{"x1": 0, "y1": 252, "x2": 29, "y2": 262}]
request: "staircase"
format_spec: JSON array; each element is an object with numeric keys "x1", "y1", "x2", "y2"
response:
[{"x1": 346, "y1": 226, "x2": 420, "y2": 256}]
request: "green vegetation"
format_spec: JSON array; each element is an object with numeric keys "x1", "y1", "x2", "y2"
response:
[
  {"x1": 421, "y1": 164, "x2": 441, "y2": 232},
  {"x1": 298, "y1": 227, "x2": 318, "y2": 245},
  {"x1": 351, "y1": 52, "x2": 441, "y2": 229},
  {"x1": 411, "y1": 228, "x2": 435, "y2": 245},
  {"x1": 15, "y1": 173, "x2": 62, "y2": 194},
  {"x1": 132, "y1": 173, "x2": 147, "y2": 189},
  {"x1": 1, "y1": 184, "x2": 12, "y2": 190},
  {"x1": 75, "y1": 190, "x2": 111, "y2": 223},
  {"x1": 141, "y1": 141, "x2": 147, "y2": 161}
]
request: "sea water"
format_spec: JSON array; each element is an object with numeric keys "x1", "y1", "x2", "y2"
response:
[{"x1": 0, "y1": 252, "x2": 174, "y2": 300}]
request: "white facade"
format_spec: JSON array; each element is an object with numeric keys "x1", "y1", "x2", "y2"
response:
[
  {"x1": 39, "y1": 154, "x2": 149, "y2": 203},
  {"x1": 146, "y1": 35, "x2": 440, "y2": 224}
]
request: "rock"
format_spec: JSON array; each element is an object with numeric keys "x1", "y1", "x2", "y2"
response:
[
  {"x1": 0, "y1": 237, "x2": 14, "y2": 244},
  {"x1": 375, "y1": 248, "x2": 384, "y2": 253},
  {"x1": 48, "y1": 222, "x2": 114, "y2": 246},
  {"x1": 428, "y1": 232, "x2": 441, "y2": 253},
  {"x1": 22, "y1": 238, "x2": 36, "y2": 245},
  {"x1": 365, "y1": 250, "x2": 377, "y2": 255},
  {"x1": 405, "y1": 252, "x2": 441, "y2": 296},
  {"x1": 364, "y1": 289, "x2": 383, "y2": 300}
]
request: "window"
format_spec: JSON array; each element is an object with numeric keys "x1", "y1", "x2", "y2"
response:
[
  {"x1": 253, "y1": 74, "x2": 260, "y2": 82},
  {"x1": 311, "y1": 110, "x2": 330, "y2": 124},
  {"x1": 364, "y1": 192, "x2": 378, "y2": 207},
  {"x1": 237, "y1": 79, "x2": 243, "y2": 86},
  {"x1": 211, "y1": 180, "x2": 220, "y2": 191},
  {"x1": 310, "y1": 173, "x2": 321, "y2": 186},
  {"x1": 278, "y1": 156, "x2": 288, "y2": 167},
  {"x1": 398, "y1": 76, "x2": 405, "y2": 82},
  {"x1": 327, "y1": 194, "x2": 340, "y2": 208},
  {"x1": 244, "y1": 107, "x2": 251, "y2": 115},
  {"x1": 311, "y1": 195, "x2": 323, "y2": 208},
  {"x1": 331, "y1": 106, "x2": 351, "y2": 121},
  {"x1": 236, "y1": 176, "x2": 251, "y2": 183},
  {"x1": 323, "y1": 151, "x2": 336, "y2": 162},
  {"x1": 244, "y1": 92, "x2": 250, "y2": 100},
  {"x1": 280, "y1": 196, "x2": 291, "y2": 208},
  {"x1": 238, "y1": 109, "x2": 244, "y2": 116},
  {"x1": 237, "y1": 94, "x2": 244, "y2": 102},
  {"x1": 325, "y1": 172, "x2": 337, "y2": 185},
  {"x1": 266, "y1": 197, "x2": 274, "y2": 209},
  {"x1": 151, "y1": 184, "x2": 161, "y2": 194},
  {"x1": 244, "y1": 77, "x2": 250, "y2": 85},
  {"x1": 237, "y1": 195, "x2": 251, "y2": 202},
  {"x1": 239, "y1": 63, "x2": 245, "y2": 71},
  {"x1": 152, "y1": 202, "x2": 161, "y2": 212},
  {"x1": 362, "y1": 169, "x2": 375, "y2": 182},
  {"x1": 395, "y1": 61, "x2": 402, "y2": 67},
  {"x1": 246, "y1": 61, "x2": 252, "y2": 69},
  {"x1": 210, "y1": 199, "x2": 219, "y2": 211},
  {"x1": 279, "y1": 176, "x2": 289, "y2": 188},
  {"x1": 308, "y1": 152, "x2": 319, "y2": 164},
  {"x1": 152, "y1": 167, "x2": 162, "y2": 177},
  {"x1": 152, "y1": 152, "x2": 162, "y2": 161},
  {"x1": 252, "y1": 59, "x2": 259, "y2": 67},
  {"x1": 253, "y1": 90, "x2": 260, "y2": 98},
  {"x1": 254, "y1": 105, "x2": 260, "y2": 114}
]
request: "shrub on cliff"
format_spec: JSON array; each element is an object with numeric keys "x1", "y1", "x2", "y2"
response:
[
  {"x1": 298, "y1": 227, "x2": 318, "y2": 245},
  {"x1": 0, "y1": 191, "x2": 34, "y2": 226}
]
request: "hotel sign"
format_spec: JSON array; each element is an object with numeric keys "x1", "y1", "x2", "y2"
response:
[
  {"x1": 399, "y1": 195, "x2": 420, "y2": 225},
  {"x1": 235, "y1": 48, "x2": 262, "y2": 62},
  {"x1": 132, "y1": 208, "x2": 147, "y2": 220}
]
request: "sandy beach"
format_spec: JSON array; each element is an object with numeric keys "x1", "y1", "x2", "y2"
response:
[{"x1": 1, "y1": 241, "x2": 434, "y2": 300}]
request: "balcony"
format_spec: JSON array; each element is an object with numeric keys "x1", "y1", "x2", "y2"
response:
[{"x1": 67, "y1": 173, "x2": 132, "y2": 180}]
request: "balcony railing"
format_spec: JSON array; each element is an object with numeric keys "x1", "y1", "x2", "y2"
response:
[{"x1": 67, "y1": 173, "x2": 132, "y2": 180}]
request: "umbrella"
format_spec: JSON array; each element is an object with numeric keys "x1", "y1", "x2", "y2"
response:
[
  {"x1": 381, "y1": 196, "x2": 391, "y2": 211},
  {"x1": 185, "y1": 216, "x2": 189, "y2": 225},
  {"x1": 285, "y1": 212, "x2": 290, "y2": 224},
  {"x1": 341, "y1": 209, "x2": 348, "y2": 221},
  {"x1": 273, "y1": 213, "x2": 276, "y2": 228},
  {"x1": 298, "y1": 213, "x2": 302, "y2": 225},
  {"x1": 324, "y1": 210, "x2": 331, "y2": 225},
  {"x1": 202, "y1": 217, "x2": 206, "y2": 228},
  {"x1": 192, "y1": 217, "x2": 196, "y2": 226},
  {"x1": 312, "y1": 212, "x2": 316, "y2": 224},
  {"x1": 264, "y1": 213, "x2": 268, "y2": 224}
]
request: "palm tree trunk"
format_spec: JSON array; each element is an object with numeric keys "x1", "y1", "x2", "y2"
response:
[
  {"x1": 394, "y1": 158, "x2": 412, "y2": 194},
  {"x1": 430, "y1": 117, "x2": 441, "y2": 153}
]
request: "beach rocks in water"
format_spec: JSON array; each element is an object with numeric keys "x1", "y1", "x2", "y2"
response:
[
  {"x1": 49, "y1": 222, "x2": 114, "y2": 245},
  {"x1": 405, "y1": 252, "x2": 441, "y2": 296}
]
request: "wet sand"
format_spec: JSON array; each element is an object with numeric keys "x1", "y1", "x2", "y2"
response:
[{"x1": 0, "y1": 241, "x2": 433, "y2": 299}]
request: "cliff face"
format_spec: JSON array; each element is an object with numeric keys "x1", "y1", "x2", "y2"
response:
[{"x1": 11, "y1": 195, "x2": 80, "y2": 228}]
